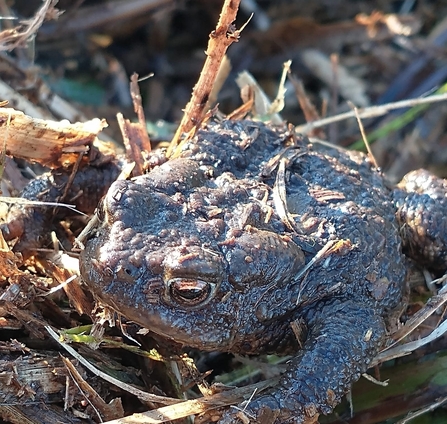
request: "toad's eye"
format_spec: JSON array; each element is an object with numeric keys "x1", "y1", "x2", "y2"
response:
[{"x1": 168, "y1": 278, "x2": 214, "y2": 307}]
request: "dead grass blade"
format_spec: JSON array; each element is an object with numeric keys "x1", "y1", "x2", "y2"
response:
[{"x1": 295, "y1": 91, "x2": 447, "y2": 135}]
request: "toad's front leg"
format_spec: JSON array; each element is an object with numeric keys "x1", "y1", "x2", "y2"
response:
[{"x1": 219, "y1": 299, "x2": 386, "y2": 424}]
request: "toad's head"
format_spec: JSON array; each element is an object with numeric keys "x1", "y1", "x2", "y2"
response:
[{"x1": 80, "y1": 158, "x2": 305, "y2": 351}]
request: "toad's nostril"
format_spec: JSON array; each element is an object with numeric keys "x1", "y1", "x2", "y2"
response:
[{"x1": 115, "y1": 264, "x2": 142, "y2": 282}]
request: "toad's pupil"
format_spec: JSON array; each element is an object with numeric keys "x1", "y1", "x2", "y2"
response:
[{"x1": 177, "y1": 287, "x2": 202, "y2": 299}]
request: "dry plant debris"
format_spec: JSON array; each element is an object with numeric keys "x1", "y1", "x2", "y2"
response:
[
  {"x1": 168, "y1": 0, "x2": 244, "y2": 156},
  {"x1": 1, "y1": 1, "x2": 447, "y2": 423},
  {"x1": 0, "y1": 108, "x2": 107, "y2": 168},
  {"x1": 0, "y1": 0, "x2": 61, "y2": 51}
]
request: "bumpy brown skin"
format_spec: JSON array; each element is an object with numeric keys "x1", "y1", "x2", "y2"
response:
[{"x1": 79, "y1": 120, "x2": 447, "y2": 423}]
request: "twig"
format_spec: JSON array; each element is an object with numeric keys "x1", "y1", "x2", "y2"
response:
[
  {"x1": 372, "y1": 318, "x2": 447, "y2": 366},
  {"x1": 102, "y1": 378, "x2": 277, "y2": 424},
  {"x1": 352, "y1": 103, "x2": 379, "y2": 169},
  {"x1": 46, "y1": 326, "x2": 180, "y2": 405},
  {"x1": 288, "y1": 74, "x2": 321, "y2": 124},
  {"x1": 114, "y1": 73, "x2": 153, "y2": 175},
  {"x1": 378, "y1": 282, "x2": 447, "y2": 349},
  {"x1": 396, "y1": 395, "x2": 447, "y2": 424},
  {"x1": 130, "y1": 73, "x2": 152, "y2": 153},
  {"x1": 167, "y1": 0, "x2": 244, "y2": 157},
  {"x1": 295, "y1": 92, "x2": 447, "y2": 134},
  {"x1": 0, "y1": 0, "x2": 62, "y2": 51},
  {"x1": 61, "y1": 356, "x2": 106, "y2": 422},
  {"x1": 39, "y1": 0, "x2": 171, "y2": 39},
  {"x1": 268, "y1": 60, "x2": 291, "y2": 115},
  {"x1": 47, "y1": 325, "x2": 279, "y2": 423},
  {"x1": 0, "y1": 197, "x2": 77, "y2": 211},
  {"x1": 117, "y1": 112, "x2": 147, "y2": 175}
]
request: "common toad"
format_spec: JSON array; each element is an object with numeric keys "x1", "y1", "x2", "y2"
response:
[{"x1": 79, "y1": 119, "x2": 447, "y2": 423}]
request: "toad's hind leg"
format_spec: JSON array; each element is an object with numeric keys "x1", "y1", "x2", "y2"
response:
[{"x1": 393, "y1": 169, "x2": 447, "y2": 271}]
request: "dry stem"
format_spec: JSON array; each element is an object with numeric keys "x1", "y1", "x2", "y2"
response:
[
  {"x1": 0, "y1": 0, "x2": 62, "y2": 51},
  {"x1": 167, "y1": 0, "x2": 243, "y2": 157},
  {"x1": 295, "y1": 92, "x2": 447, "y2": 134}
]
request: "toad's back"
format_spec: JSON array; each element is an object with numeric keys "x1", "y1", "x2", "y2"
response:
[{"x1": 179, "y1": 120, "x2": 407, "y2": 317}]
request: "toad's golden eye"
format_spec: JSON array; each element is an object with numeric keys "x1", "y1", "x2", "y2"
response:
[{"x1": 168, "y1": 278, "x2": 213, "y2": 306}]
